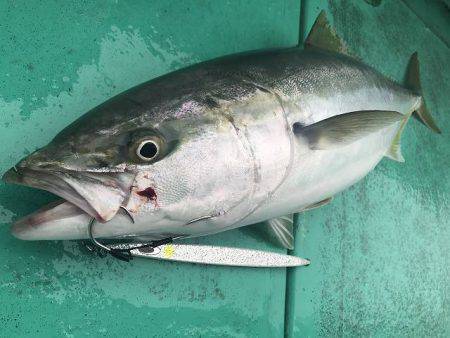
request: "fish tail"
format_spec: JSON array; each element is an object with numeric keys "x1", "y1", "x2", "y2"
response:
[
  {"x1": 386, "y1": 53, "x2": 441, "y2": 162},
  {"x1": 404, "y1": 52, "x2": 441, "y2": 133}
]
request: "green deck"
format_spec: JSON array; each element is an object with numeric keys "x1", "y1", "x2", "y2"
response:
[{"x1": 0, "y1": 1, "x2": 448, "y2": 336}]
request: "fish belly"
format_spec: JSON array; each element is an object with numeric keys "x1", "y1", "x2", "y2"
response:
[{"x1": 239, "y1": 123, "x2": 400, "y2": 227}]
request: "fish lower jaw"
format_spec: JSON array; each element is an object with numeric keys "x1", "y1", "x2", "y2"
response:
[{"x1": 10, "y1": 200, "x2": 93, "y2": 241}]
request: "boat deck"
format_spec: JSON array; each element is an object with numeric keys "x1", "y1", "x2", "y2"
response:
[{"x1": 0, "y1": 1, "x2": 448, "y2": 336}]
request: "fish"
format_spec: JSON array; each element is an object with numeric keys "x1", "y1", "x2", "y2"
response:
[{"x1": 2, "y1": 12, "x2": 440, "y2": 258}]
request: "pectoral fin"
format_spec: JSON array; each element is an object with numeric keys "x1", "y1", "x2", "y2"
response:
[
  {"x1": 305, "y1": 10, "x2": 350, "y2": 56},
  {"x1": 293, "y1": 110, "x2": 404, "y2": 150},
  {"x1": 262, "y1": 215, "x2": 294, "y2": 250}
]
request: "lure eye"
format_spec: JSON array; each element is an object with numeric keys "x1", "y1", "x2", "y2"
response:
[{"x1": 136, "y1": 140, "x2": 159, "y2": 161}]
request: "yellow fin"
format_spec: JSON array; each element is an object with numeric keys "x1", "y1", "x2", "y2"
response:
[
  {"x1": 301, "y1": 197, "x2": 333, "y2": 212},
  {"x1": 405, "y1": 52, "x2": 441, "y2": 133},
  {"x1": 385, "y1": 112, "x2": 413, "y2": 162}
]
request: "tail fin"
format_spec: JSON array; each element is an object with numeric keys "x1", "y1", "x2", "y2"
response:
[
  {"x1": 386, "y1": 53, "x2": 441, "y2": 162},
  {"x1": 405, "y1": 52, "x2": 441, "y2": 133}
]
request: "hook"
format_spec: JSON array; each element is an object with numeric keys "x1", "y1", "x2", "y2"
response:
[
  {"x1": 87, "y1": 217, "x2": 133, "y2": 262},
  {"x1": 120, "y1": 206, "x2": 135, "y2": 223},
  {"x1": 85, "y1": 211, "x2": 174, "y2": 263}
]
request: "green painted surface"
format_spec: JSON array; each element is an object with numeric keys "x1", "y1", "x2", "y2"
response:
[
  {"x1": 0, "y1": 1, "x2": 449, "y2": 337},
  {"x1": 0, "y1": 1, "x2": 299, "y2": 336},
  {"x1": 289, "y1": 1, "x2": 450, "y2": 337}
]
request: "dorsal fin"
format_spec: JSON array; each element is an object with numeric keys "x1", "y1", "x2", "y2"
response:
[
  {"x1": 305, "y1": 10, "x2": 350, "y2": 55},
  {"x1": 293, "y1": 110, "x2": 404, "y2": 150}
]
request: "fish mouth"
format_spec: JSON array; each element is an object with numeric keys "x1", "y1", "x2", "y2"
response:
[{"x1": 2, "y1": 167, "x2": 135, "y2": 240}]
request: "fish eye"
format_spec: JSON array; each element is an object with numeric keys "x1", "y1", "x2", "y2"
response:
[{"x1": 136, "y1": 140, "x2": 159, "y2": 161}]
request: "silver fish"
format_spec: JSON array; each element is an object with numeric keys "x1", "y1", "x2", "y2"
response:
[{"x1": 2, "y1": 13, "x2": 439, "y2": 258}]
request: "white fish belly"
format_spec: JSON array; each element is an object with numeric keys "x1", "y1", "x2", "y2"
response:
[{"x1": 240, "y1": 123, "x2": 400, "y2": 226}]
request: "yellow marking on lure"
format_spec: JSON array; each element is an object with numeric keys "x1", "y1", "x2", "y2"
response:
[{"x1": 162, "y1": 244, "x2": 175, "y2": 258}]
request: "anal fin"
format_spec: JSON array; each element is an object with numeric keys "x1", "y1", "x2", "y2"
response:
[{"x1": 301, "y1": 197, "x2": 333, "y2": 212}]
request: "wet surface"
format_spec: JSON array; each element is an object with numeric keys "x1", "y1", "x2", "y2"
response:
[
  {"x1": 289, "y1": 1, "x2": 450, "y2": 337},
  {"x1": 0, "y1": 1, "x2": 299, "y2": 336},
  {"x1": 0, "y1": 1, "x2": 449, "y2": 337}
]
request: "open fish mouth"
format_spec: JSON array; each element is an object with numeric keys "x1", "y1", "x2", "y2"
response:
[{"x1": 2, "y1": 167, "x2": 135, "y2": 240}]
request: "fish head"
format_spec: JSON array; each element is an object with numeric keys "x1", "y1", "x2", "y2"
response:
[{"x1": 2, "y1": 88, "x2": 255, "y2": 240}]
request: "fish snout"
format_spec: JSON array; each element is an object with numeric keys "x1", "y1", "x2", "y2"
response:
[
  {"x1": 2, "y1": 154, "x2": 61, "y2": 186},
  {"x1": 3, "y1": 159, "x2": 136, "y2": 224},
  {"x1": 3, "y1": 148, "x2": 64, "y2": 182}
]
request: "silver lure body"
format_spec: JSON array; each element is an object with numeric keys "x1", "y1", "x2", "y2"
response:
[{"x1": 6, "y1": 48, "x2": 419, "y2": 241}]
